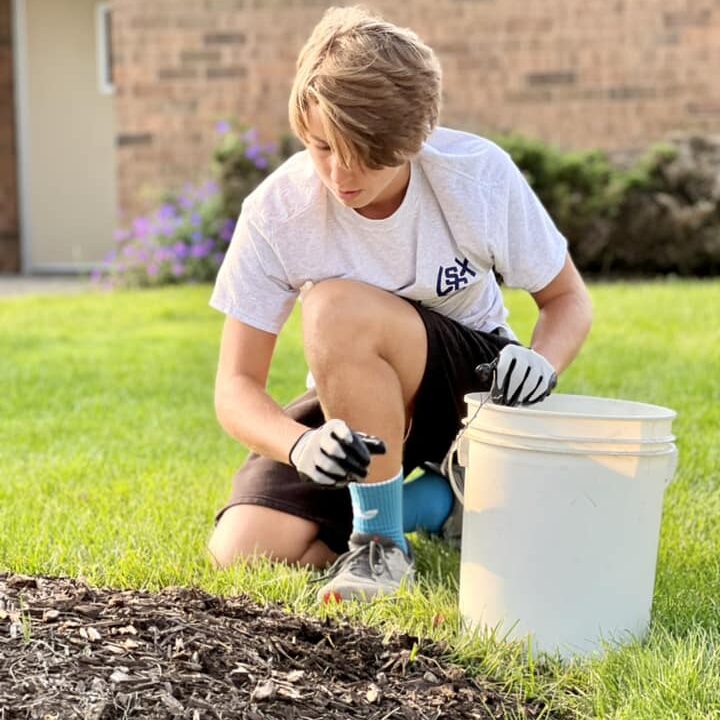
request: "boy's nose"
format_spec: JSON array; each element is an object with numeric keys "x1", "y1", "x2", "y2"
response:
[{"x1": 330, "y1": 155, "x2": 353, "y2": 186}]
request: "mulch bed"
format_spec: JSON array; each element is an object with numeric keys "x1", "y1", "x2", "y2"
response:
[{"x1": 0, "y1": 573, "x2": 554, "y2": 719}]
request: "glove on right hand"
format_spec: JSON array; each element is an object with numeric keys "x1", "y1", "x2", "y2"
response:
[
  {"x1": 289, "y1": 419, "x2": 386, "y2": 487},
  {"x1": 492, "y1": 344, "x2": 557, "y2": 406}
]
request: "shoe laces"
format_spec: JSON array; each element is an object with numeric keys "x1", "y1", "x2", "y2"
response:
[{"x1": 314, "y1": 537, "x2": 391, "y2": 584}]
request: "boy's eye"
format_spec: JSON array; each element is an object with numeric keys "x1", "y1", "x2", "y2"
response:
[{"x1": 315, "y1": 144, "x2": 331, "y2": 153}]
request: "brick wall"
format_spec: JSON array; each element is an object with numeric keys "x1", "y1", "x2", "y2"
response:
[
  {"x1": 0, "y1": 0, "x2": 19, "y2": 272},
  {"x1": 112, "y1": 0, "x2": 720, "y2": 218}
]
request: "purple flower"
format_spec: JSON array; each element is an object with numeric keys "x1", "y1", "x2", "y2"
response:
[
  {"x1": 191, "y1": 239, "x2": 215, "y2": 259},
  {"x1": 157, "y1": 217, "x2": 184, "y2": 238},
  {"x1": 114, "y1": 229, "x2": 130, "y2": 243},
  {"x1": 245, "y1": 144, "x2": 262, "y2": 161},
  {"x1": 216, "y1": 120, "x2": 232, "y2": 135},
  {"x1": 155, "y1": 247, "x2": 173, "y2": 263},
  {"x1": 157, "y1": 204, "x2": 177, "y2": 221},
  {"x1": 147, "y1": 264, "x2": 159, "y2": 277},
  {"x1": 132, "y1": 217, "x2": 153, "y2": 239},
  {"x1": 179, "y1": 195, "x2": 195, "y2": 211},
  {"x1": 254, "y1": 156, "x2": 269, "y2": 170},
  {"x1": 199, "y1": 180, "x2": 219, "y2": 200},
  {"x1": 220, "y1": 219, "x2": 236, "y2": 242},
  {"x1": 213, "y1": 252, "x2": 225, "y2": 267},
  {"x1": 191, "y1": 231, "x2": 204, "y2": 243},
  {"x1": 173, "y1": 242, "x2": 190, "y2": 259},
  {"x1": 191, "y1": 212, "x2": 203, "y2": 228},
  {"x1": 172, "y1": 263, "x2": 185, "y2": 277}
]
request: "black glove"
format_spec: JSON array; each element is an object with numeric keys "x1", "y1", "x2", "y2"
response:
[{"x1": 289, "y1": 419, "x2": 386, "y2": 487}]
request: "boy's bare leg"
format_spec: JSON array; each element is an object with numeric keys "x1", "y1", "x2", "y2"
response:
[
  {"x1": 302, "y1": 279, "x2": 426, "y2": 601},
  {"x1": 208, "y1": 504, "x2": 338, "y2": 570},
  {"x1": 302, "y1": 279, "x2": 427, "y2": 483},
  {"x1": 209, "y1": 279, "x2": 425, "y2": 570}
]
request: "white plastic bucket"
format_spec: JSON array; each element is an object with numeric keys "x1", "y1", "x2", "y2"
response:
[{"x1": 458, "y1": 393, "x2": 678, "y2": 659}]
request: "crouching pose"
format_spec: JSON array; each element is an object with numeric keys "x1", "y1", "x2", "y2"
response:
[{"x1": 208, "y1": 6, "x2": 593, "y2": 603}]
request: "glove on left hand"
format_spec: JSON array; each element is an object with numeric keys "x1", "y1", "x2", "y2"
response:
[{"x1": 289, "y1": 419, "x2": 386, "y2": 487}]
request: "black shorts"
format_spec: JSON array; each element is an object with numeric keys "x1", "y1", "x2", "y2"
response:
[{"x1": 215, "y1": 300, "x2": 514, "y2": 554}]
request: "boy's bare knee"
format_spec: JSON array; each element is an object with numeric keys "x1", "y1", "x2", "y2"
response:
[
  {"x1": 302, "y1": 279, "x2": 414, "y2": 361},
  {"x1": 302, "y1": 280, "x2": 376, "y2": 341},
  {"x1": 301, "y1": 279, "x2": 426, "y2": 403},
  {"x1": 207, "y1": 525, "x2": 248, "y2": 569},
  {"x1": 302, "y1": 278, "x2": 370, "y2": 309},
  {"x1": 207, "y1": 504, "x2": 322, "y2": 569}
]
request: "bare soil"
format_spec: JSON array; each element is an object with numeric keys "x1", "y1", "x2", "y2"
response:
[{"x1": 0, "y1": 573, "x2": 555, "y2": 719}]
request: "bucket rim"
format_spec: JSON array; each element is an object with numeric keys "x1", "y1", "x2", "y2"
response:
[
  {"x1": 464, "y1": 423, "x2": 676, "y2": 446},
  {"x1": 463, "y1": 428, "x2": 678, "y2": 457},
  {"x1": 464, "y1": 392, "x2": 677, "y2": 422}
]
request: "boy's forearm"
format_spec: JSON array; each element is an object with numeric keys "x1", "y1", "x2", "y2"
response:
[
  {"x1": 215, "y1": 375, "x2": 309, "y2": 464},
  {"x1": 530, "y1": 288, "x2": 593, "y2": 374}
]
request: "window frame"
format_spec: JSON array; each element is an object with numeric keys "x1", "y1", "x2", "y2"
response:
[{"x1": 95, "y1": 2, "x2": 115, "y2": 95}]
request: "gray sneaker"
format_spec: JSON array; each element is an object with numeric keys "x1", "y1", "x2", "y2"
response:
[{"x1": 316, "y1": 533, "x2": 415, "y2": 603}]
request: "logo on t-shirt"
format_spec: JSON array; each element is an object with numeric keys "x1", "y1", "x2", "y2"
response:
[{"x1": 436, "y1": 257, "x2": 477, "y2": 297}]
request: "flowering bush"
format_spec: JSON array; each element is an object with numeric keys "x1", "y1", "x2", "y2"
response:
[
  {"x1": 214, "y1": 122, "x2": 302, "y2": 220},
  {"x1": 93, "y1": 181, "x2": 236, "y2": 288},
  {"x1": 96, "y1": 122, "x2": 285, "y2": 288}
]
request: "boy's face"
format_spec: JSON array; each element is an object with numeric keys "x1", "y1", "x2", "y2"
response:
[{"x1": 304, "y1": 104, "x2": 410, "y2": 219}]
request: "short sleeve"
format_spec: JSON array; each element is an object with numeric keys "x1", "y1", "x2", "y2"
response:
[
  {"x1": 489, "y1": 153, "x2": 568, "y2": 292},
  {"x1": 210, "y1": 208, "x2": 298, "y2": 334}
]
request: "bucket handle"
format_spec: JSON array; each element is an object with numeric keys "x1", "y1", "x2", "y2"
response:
[
  {"x1": 441, "y1": 435, "x2": 466, "y2": 505},
  {"x1": 441, "y1": 388, "x2": 494, "y2": 506}
]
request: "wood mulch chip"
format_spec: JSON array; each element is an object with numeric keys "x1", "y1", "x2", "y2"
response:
[{"x1": 0, "y1": 573, "x2": 554, "y2": 719}]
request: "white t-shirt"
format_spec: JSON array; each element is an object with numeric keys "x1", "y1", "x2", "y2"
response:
[{"x1": 210, "y1": 127, "x2": 567, "y2": 337}]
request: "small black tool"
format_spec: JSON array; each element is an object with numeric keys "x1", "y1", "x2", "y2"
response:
[{"x1": 474, "y1": 358, "x2": 498, "y2": 390}]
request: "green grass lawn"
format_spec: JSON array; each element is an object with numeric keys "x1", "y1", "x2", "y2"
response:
[{"x1": 1, "y1": 280, "x2": 719, "y2": 719}]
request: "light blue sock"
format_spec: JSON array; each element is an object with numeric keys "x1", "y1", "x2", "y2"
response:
[
  {"x1": 402, "y1": 470, "x2": 455, "y2": 534},
  {"x1": 349, "y1": 470, "x2": 408, "y2": 552}
]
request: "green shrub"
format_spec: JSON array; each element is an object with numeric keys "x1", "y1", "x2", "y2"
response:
[
  {"x1": 493, "y1": 134, "x2": 626, "y2": 272},
  {"x1": 495, "y1": 135, "x2": 618, "y2": 225},
  {"x1": 494, "y1": 134, "x2": 720, "y2": 277},
  {"x1": 602, "y1": 138, "x2": 720, "y2": 276}
]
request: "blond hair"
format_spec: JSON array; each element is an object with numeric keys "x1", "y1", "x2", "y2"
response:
[{"x1": 289, "y1": 6, "x2": 442, "y2": 169}]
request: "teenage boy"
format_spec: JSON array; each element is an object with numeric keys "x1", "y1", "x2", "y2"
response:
[{"x1": 208, "y1": 6, "x2": 593, "y2": 603}]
